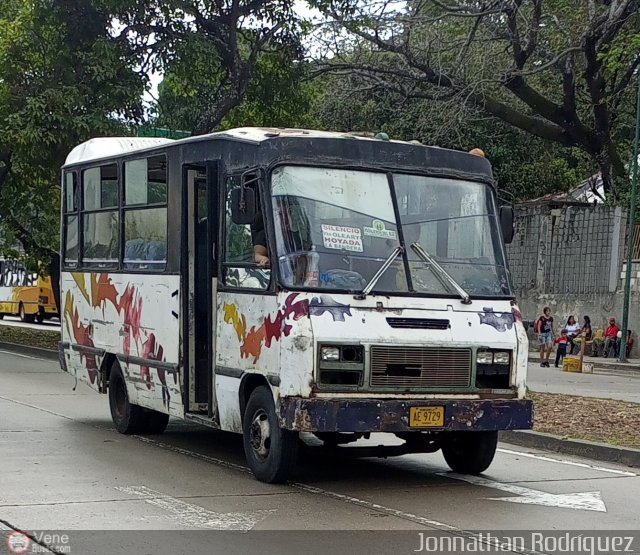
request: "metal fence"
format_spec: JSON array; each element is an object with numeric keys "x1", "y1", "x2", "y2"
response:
[
  {"x1": 626, "y1": 223, "x2": 640, "y2": 260},
  {"x1": 506, "y1": 204, "x2": 626, "y2": 295}
]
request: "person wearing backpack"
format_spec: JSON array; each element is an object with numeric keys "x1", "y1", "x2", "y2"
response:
[{"x1": 536, "y1": 307, "x2": 554, "y2": 367}]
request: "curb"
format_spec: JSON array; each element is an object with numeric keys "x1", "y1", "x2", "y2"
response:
[
  {"x1": 0, "y1": 341, "x2": 58, "y2": 361},
  {"x1": 500, "y1": 430, "x2": 640, "y2": 469},
  {"x1": 527, "y1": 354, "x2": 640, "y2": 376}
]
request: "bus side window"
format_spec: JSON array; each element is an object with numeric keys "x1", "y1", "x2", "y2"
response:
[
  {"x1": 63, "y1": 172, "x2": 79, "y2": 268},
  {"x1": 123, "y1": 155, "x2": 168, "y2": 271},
  {"x1": 222, "y1": 176, "x2": 269, "y2": 290},
  {"x1": 81, "y1": 164, "x2": 119, "y2": 269}
]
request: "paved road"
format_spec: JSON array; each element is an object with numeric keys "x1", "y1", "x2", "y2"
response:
[
  {"x1": 526, "y1": 362, "x2": 640, "y2": 402},
  {"x1": 0, "y1": 315, "x2": 60, "y2": 331},
  {"x1": 2, "y1": 351, "x2": 640, "y2": 555}
]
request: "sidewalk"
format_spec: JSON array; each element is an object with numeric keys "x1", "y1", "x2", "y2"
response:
[
  {"x1": 527, "y1": 351, "x2": 640, "y2": 376},
  {"x1": 526, "y1": 358, "x2": 640, "y2": 403}
]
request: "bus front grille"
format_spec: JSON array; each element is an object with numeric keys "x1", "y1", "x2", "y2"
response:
[{"x1": 370, "y1": 346, "x2": 472, "y2": 388}]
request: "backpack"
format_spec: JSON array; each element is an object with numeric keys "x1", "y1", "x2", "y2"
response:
[{"x1": 534, "y1": 317, "x2": 543, "y2": 333}]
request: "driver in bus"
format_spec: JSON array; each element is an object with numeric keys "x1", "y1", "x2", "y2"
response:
[
  {"x1": 251, "y1": 199, "x2": 311, "y2": 284},
  {"x1": 251, "y1": 216, "x2": 270, "y2": 267}
]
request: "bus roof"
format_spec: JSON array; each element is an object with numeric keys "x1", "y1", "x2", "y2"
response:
[
  {"x1": 64, "y1": 137, "x2": 174, "y2": 165},
  {"x1": 62, "y1": 128, "x2": 493, "y2": 185},
  {"x1": 64, "y1": 128, "x2": 427, "y2": 166}
]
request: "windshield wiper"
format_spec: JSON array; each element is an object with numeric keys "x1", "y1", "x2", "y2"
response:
[
  {"x1": 411, "y1": 242, "x2": 472, "y2": 305},
  {"x1": 354, "y1": 246, "x2": 404, "y2": 300}
]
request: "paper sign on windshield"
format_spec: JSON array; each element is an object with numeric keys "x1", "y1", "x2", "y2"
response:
[
  {"x1": 363, "y1": 219, "x2": 397, "y2": 240},
  {"x1": 321, "y1": 225, "x2": 363, "y2": 252}
]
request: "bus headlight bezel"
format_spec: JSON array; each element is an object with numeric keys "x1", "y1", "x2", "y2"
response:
[{"x1": 317, "y1": 344, "x2": 365, "y2": 388}]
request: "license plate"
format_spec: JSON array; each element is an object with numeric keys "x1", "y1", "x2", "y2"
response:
[{"x1": 409, "y1": 406, "x2": 445, "y2": 427}]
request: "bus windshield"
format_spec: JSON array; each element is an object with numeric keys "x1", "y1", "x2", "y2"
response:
[{"x1": 270, "y1": 165, "x2": 512, "y2": 298}]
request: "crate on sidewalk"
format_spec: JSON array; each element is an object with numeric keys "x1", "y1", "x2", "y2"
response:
[{"x1": 563, "y1": 355, "x2": 582, "y2": 372}]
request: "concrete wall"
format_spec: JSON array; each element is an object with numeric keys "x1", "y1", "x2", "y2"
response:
[
  {"x1": 507, "y1": 204, "x2": 625, "y2": 295},
  {"x1": 505, "y1": 204, "x2": 638, "y2": 353}
]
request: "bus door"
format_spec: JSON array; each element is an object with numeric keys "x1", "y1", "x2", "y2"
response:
[{"x1": 184, "y1": 163, "x2": 218, "y2": 420}]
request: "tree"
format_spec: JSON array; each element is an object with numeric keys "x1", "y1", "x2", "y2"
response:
[
  {"x1": 0, "y1": 0, "x2": 146, "y2": 309},
  {"x1": 113, "y1": 0, "x2": 305, "y2": 134},
  {"x1": 312, "y1": 0, "x2": 640, "y2": 194},
  {"x1": 307, "y1": 72, "x2": 591, "y2": 199},
  {"x1": 154, "y1": 48, "x2": 316, "y2": 132}
]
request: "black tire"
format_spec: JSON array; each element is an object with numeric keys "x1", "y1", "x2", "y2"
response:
[
  {"x1": 19, "y1": 303, "x2": 36, "y2": 324},
  {"x1": 242, "y1": 386, "x2": 298, "y2": 483},
  {"x1": 441, "y1": 431, "x2": 498, "y2": 474},
  {"x1": 108, "y1": 361, "x2": 147, "y2": 434},
  {"x1": 144, "y1": 410, "x2": 170, "y2": 434}
]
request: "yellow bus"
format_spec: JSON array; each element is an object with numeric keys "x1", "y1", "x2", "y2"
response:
[{"x1": 0, "y1": 259, "x2": 58, "y2": 323}]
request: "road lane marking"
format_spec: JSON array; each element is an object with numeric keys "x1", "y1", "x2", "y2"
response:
[
  {"x1": 135, "y1": 437, "x2": 541, "y2": 554},
  {"x1": 134, "y1": 436, "x2": 461, "y2": 531},
  {"x1": 115, "y1": 485, "x2": 274, "y2": 531},
  {"x1": 443, "y1": 473, "x2": 607, "y2": 512},
  {"x1": 0, "y1": 395, "x2": 541, "y2": 553},
  {"x1": 498, "y1": 447, "x2": 638, "y2": 476}
]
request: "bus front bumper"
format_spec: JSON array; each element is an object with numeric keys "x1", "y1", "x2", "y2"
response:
[{"x1": 279, "y1": 398, "x2": 533, "y2": 433}]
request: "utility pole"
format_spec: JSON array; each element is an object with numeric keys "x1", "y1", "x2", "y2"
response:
[{"x1": 619, "y1": 71, "x2": 640, "y2": 362}]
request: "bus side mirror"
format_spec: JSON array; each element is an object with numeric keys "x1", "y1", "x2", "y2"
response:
[
  {"x1": 500, "y1": 205, "x2": 514, "y2": 244},
  {"x1": 230, "y1": 170, "x2": 262, "y2": 225},
  {"x1": 230, "y1": 187, "x2": 257, "y2": 225}
]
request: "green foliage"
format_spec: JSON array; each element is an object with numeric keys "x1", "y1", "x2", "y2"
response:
[
  {"x1": 0, "y1": 324, "x2": 60, "y2": 351},
  {"x1": 311, "y1": 0, "x2": 640, "y2": 195},
  {"x1": 0, "y1": 0, "x2": 145, "y2": 267},
  {"x1": 308, "y1": 74, "x2": 594, "y2": 200},
  {"x1": 155, "y1": 47, "x2": 317, "y2": 131}
]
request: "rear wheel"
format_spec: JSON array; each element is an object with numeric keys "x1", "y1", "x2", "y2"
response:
[
  {"x1": 108, "y1": 362, "x2": 147, "y2": 434},
  {"x1": 19, "y1": 303, "x2": 36, "y2": 324},
  {"x1": 243, "y1": 386, "x2": 298, "y2": 483},
  {"x1": 441, "y1": 431, "x2": 498, "y2": 474}
]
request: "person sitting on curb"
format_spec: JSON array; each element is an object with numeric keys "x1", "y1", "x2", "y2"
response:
[
  {"x1": 603, "y1": 317, "x2": 620, "y2": 358},
  {"x1": 565, "y1": 315, "x2": 581, "y2": 354}
]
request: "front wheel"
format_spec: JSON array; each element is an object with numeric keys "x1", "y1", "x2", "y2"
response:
[
  {"x1": 108, "y1": 362, "x2": 147, "y2": 434},
  {"x1": 242, "y1": 386, "x2": 298, "y2": 483},
  {"x1": 441, "y1": 431, "x2": 498, "y2": 474}
]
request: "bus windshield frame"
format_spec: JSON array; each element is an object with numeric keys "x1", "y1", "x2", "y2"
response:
[{"x1": 268, "y1": 164, "x2": 513, "y2": 300}]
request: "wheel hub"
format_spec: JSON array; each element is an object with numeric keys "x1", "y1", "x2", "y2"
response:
[{"x1": 249, "y1": 409, "x2": 271, "y2": 459}]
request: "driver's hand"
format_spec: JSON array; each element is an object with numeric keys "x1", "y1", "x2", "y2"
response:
[{"x1": 256, "y1": 254, "x2": 270, "y2": 268}]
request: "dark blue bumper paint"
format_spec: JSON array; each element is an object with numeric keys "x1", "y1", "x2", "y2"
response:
[{"x1": 279, "y1": 398, "x2": 533, "y2": 433}]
